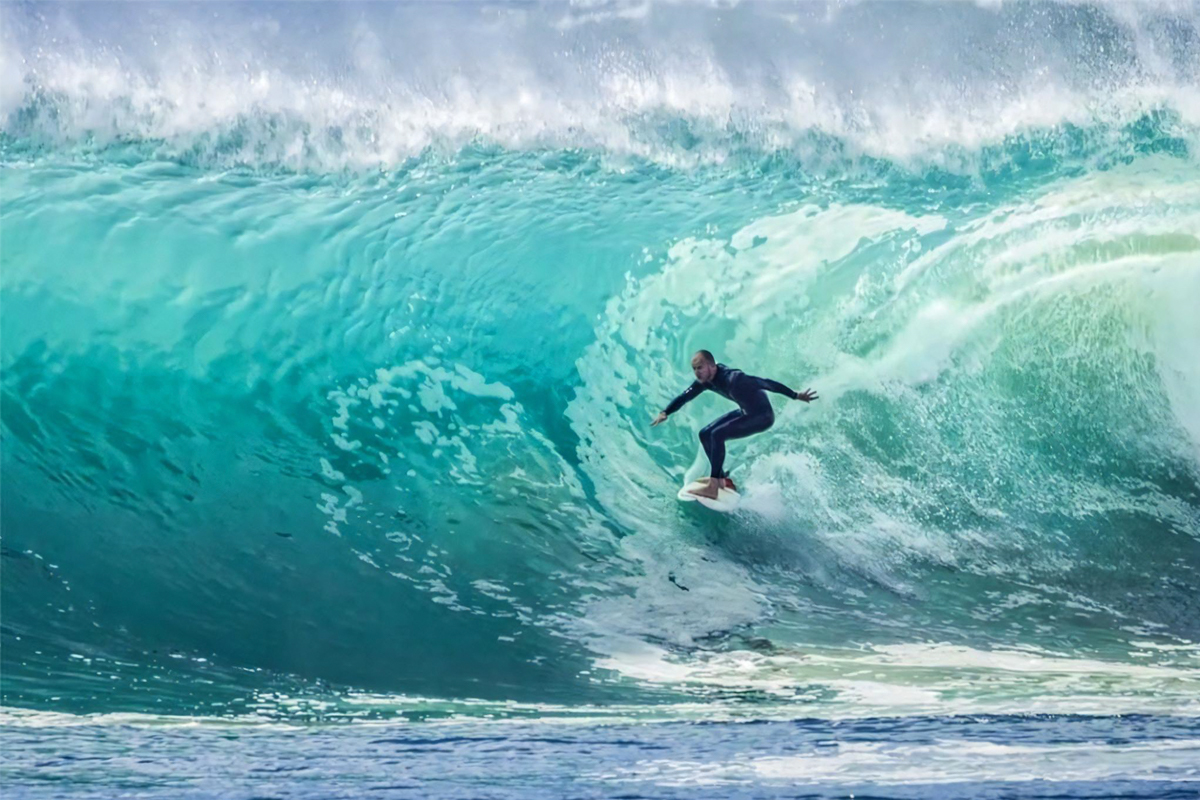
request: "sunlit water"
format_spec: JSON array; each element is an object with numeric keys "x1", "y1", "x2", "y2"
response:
[{"x1": 2, "y1": 1, "x2": 1199, "y2": 797}]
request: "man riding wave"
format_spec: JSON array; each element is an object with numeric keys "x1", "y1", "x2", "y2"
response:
[{"x1": 652, "y1": 350, "x2": 818, "y2": 499}]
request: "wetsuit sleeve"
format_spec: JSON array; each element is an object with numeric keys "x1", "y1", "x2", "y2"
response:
[
  {"x1": 752, "y1": 376, "x2": 800, "y2": 399},
  {"x1": 663, "y1": 381, "x2": 707, "y2": 415}
]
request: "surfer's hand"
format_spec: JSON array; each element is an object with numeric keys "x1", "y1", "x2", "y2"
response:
[
  {"x1": 796, "y1": 389, "x2": 818, "y2": 402},
  {"x1": 651, "y1": 412, "x2": 668, "y2": 427}
]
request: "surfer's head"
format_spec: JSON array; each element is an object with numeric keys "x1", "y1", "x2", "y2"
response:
[{"x1": 691, "y1": 350, "x2": 718, "y2": 383}]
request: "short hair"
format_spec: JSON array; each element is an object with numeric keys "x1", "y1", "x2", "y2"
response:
[{"x1": 694, "y1": 350, "x2": 716, "y2": 364}]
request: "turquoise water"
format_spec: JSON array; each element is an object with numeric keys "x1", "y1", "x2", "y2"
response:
[{"x1": 2, "y1": 1, "x2": 1200, "y2": 796}]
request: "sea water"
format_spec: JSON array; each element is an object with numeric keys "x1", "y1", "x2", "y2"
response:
[{"x1": 2, "y1": 2, "x2": 1199, "y2": 797}]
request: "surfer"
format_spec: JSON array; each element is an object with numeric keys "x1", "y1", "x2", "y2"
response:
[{"x1": 651, "y1": 350, "x2": 817, "y2": 499}]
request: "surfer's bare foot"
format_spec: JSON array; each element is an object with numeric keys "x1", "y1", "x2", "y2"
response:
[
  {"x1": 688, "y1": 478, "x2": 721, "y2": 499},
  {"x1": 721, "y1": 478, "x2": 737, "y2": 492}
]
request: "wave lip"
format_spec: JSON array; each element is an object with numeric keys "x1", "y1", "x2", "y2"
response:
[{"x1": 3, "y1": 1, "x2": 1199, "y2": 170}]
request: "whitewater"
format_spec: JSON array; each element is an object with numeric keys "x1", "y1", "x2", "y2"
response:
[{"x1": 2, "y1": 1, "x2": 1199, "y2": 797}]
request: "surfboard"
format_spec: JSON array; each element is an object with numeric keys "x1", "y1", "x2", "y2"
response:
[{"x1": 677, "y1": 480, "x2": 741, "y2": 512}]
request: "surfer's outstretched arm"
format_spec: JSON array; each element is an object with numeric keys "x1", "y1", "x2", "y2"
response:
[
  {"x1": 652, "y1": 381, "x2": 708, "y2": 425},
  {"x1": 753, "y1": 376, "x2": 819, "y2": 402},
  {"x1": 665, "y1": 381, "x2": 706, "y2": 414}
]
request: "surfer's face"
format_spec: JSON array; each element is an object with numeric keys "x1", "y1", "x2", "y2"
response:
[{"x1": 691, "y1": 354, "x2": 717, "y2": 383}]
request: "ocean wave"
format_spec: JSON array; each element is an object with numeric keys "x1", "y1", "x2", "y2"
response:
[
  {"x1": 2, "y1": 0, "x2": 1199, "y2": 722},
  {"x1": 2, "y1": 1, "x2": 1198, "y2": 171}
]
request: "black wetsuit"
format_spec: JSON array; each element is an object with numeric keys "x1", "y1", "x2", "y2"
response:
[{"x1": 663, "y1": 364, "x2": 800, "y2": 480}]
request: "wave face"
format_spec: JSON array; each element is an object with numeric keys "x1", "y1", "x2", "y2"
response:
[{"x1": 3, "y1": 1, "x2": 1199, "y2": 722}]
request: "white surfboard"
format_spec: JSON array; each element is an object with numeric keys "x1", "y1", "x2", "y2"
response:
[{"x1": 677, "y1": 480, "x2": 741, "y2": 512}]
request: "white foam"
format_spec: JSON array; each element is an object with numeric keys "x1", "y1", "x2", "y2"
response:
[
  {"x1": 600, "y1": 737, "x2": 1200, "y2": 786},
  {"x1": 590, "y1": 639, "x2": 1200, "y2": 719},
  {"x1": 4, "y1": 2, "x2": 1198, "y2": 170}
]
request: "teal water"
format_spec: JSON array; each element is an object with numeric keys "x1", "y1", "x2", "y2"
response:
[{"x1": 2, "y1": 1, "x2": 1200, "y2": 796}]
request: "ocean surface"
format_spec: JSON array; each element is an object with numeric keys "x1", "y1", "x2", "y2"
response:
[{"x1": 2, "y1": 1, "x2": 1199, "y2": 797}]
